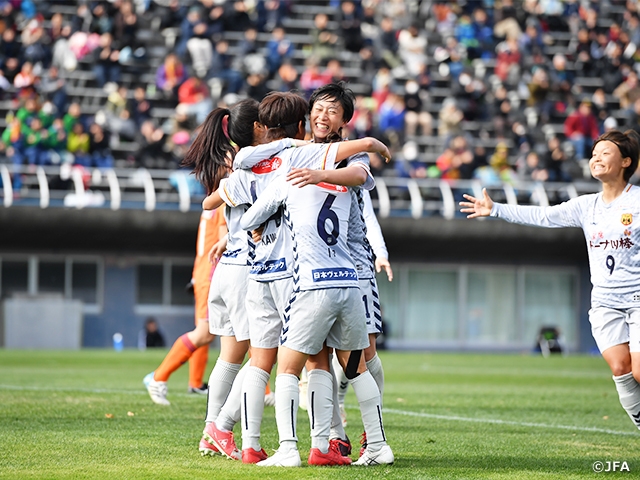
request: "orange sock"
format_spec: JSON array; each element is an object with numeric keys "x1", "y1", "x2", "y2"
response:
[
  {"x1": 154, "y1": 334, "x2": 197, "y2": 382},
  {"x1": 188, "y1": 344, "x2": 209, "y2": 388},
  {"x1": 265, "y1": 383, "x2": 271, "y2": 395}
]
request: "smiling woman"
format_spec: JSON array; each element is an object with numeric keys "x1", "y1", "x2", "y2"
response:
[{"x1": 459, "y1": 129, "x2": 640, "y2": 432}]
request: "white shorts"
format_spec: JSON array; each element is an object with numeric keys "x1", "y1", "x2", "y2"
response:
[
  {"x1": 282, "y1": 287, "x2": 370, "y2": 356},
  {"x1": 208, "y1": 263, "x2": 250, "y2": 341},
  {"x1": 589, "y1": 307, "x2": 640, "y2": 353},
  {"x1": 360, "y1": 277, "x2": 382, "y2": 336},
  {"x1": 246, "y1": 277, "x2": 293, "y2": 349}
]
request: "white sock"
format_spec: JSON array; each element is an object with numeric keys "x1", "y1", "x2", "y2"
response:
[
  {"x1": 613, "y1": 372, "x2": 640, "y2": 430},
  {"x1": 366, "y1": 353, "x2": 385, "y2": 406},
  {"x1": 332, "y1": 352, "x2": 348, "y2": 406},
  {"x1": 275, "y1": 373, "x2": 299, "y2": 451},
  {"x1": 215, "y1": 362, "x2": 250, "y2": 431},
  {"x1": 329, "y1": 355, "x2": 346, "y2": 440},
  {"x1": 350, "y1": 371, "x2": 386, "y2": 452},
  {"x1": 241, "y1": 366, "x2": 271, "y2": 451},
  {"x1": 307, "y1": 369, "x2": 333, "y2": 453},
  {"x1": 204, "y1": 359, "x2": 241, "y2": 424}
]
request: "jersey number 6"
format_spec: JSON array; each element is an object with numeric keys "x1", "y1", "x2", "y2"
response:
[{"x1": 317, "y1": 194, "x2": 340, "y2": 246}]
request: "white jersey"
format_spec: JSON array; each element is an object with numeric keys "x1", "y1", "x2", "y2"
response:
[
  {"x1": 219, "y1": 202, "x2": 254, "y2": 266},
  {"x1": 241, "y1": 155, "x2": 358, "y2": 291},
  {"x1": 362, "y1": 189, "x2": 389, "y2": 261},
  {"x1": 221, "y1": 141, "x2": 343, "y2": 281},
  {"x1": 491, "y1": 184, "x2": 640, "y2": 309}
]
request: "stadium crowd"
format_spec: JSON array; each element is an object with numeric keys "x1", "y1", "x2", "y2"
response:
[{"x1": 2, "y1": 0, "x2": 640, "y2": 192}]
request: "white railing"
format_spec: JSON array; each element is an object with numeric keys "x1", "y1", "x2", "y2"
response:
[{"x1": 0, "y1": 164, "x2": 603, "y2": 216}]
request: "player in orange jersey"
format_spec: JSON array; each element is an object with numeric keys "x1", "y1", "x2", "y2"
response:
[{"x1": 143, "y1": 207, "x2": 227, "y2": 405}]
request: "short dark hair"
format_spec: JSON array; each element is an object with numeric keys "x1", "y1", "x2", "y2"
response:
[
  {"x1": 308, "y1": 81, "x2": 356, "y2": 123},
  {"x1": 592, "y1": 129, "x2": 640, "y2": 182},
  {"x1": 259, "y1": 91, "x2": 308, "y2": 141}
]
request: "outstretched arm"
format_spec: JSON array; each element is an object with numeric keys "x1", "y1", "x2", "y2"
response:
[{"x1": 334, "y1": 137, "x2": 391, "y2": 163}]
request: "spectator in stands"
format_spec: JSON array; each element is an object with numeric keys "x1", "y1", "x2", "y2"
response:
[
  {"x1": 63, "y1": 102, "x2": 83, "y2": 134},
  {"x1": 474, "y1": 142, "x2": 516, "y2": 185},
  {"x1": 339, "y1": 1, "x2": 364, "y2": 53},
  {"x1": 223, "y1": 1, "x2": 254, "y2": 32},
  {"x1": 136, "y1": 119, "x2": 172, "y2": 169},
  {"x1": 43, "y1": 118, "x2": 69, "y2": 165},
  {"x1": 51, "y1": 24, "x2": 77, "y2": 72},
  {"x1": 613, "y1": 70, "x2": 640, "y2": 110},
  {"x1": 518, "y1": 21, "x2": 546, "y2": 58},
  {"x1": 452, "y1": 70, "x2": 487, "y2": 122},
  {"x1": 70, "y1": 3, "x2": 93, "y2": 34},
  {"x1": 272, "y1": 60, "x2": 299, "y2": 92},
  {"x1": 299, "y1": 56, "x2": 330, "y2": 98},
  {"x1": 569, "y1": 28, "x2": 593, "y2": 75},
  {"x1": 378, "y1": 91, "x2": 406, "y2": 148},
  {"x1": 16, "y1": 97, "x2": 39, "y2": 125},
  {"x1": 13, "y1": 61, "x2": 37, "y2": 95},
  {"x1": 623, "y1": 98, "x2": 640, "y2": 134},
  {"x1": 527, "y1": 67, "x2": 551, "y2": 123},
  {"x1": 266, "y1": 26, "x2": 293, "y2": 76},
  {"x1": 21, "y1": 16, "x2": 47, "y2": 67},
  {"x1": 239, "y1": 26, "x2": 259, "y2": 56},
  {"x1": 377, "y1": 16, "x2": 401, "y2": 69},
  {"x1": 245, "y1": 72, "x2": 269, "y2": 101},
  {"x1": 89, "y1": 3, "x2": 112, "y2": 36},
  {"x1": 310, "y1": 12, "x2": 338, "y2": 61},
  {"x1": 91, "y1": 33, "x2": 121, "y2": 88},
  {"x1": 436, "y1": 135, "x2": 474, "y2": 180},
  {"x1": 23, "y1": 117, "x2": 48, "y2": 167},
  {"x1": 152, "y1": 0, "x2": 186, "y2": 32},
  {"x1": 543, "y1": 136, "x2": 575, "y2": 182},
  {"x1": 39, "y1": 66, "x2": 68, "y2": 116},
  {"x1": 177, "y1": 76, "x2": 213, "y2": 125},
  {"x1": 88, "y1": 123, "x2": 114, "y2": 169},
  {"x1": 471, "y1": 7, "x2": 495, "y2": 59},
  {"x1": 256, "y1": 0, "x2": 290, "y2": 33},
  {"x1": 398, "y1": 24, "x2": 427, "y2": 76},
  {"x1": 113, "y1": 0, "x2": 140, "y2": 56},
  {"x1": 495, "y1": 36, "x2": 521, "y2": 85},
  {"x1": 67, "y1": 122, "x2": 91, "y2": 167},
  {"x1": 208, "y1": 40, "x2": 244, "y2": 95},
  {"x1": 564, "y1": 99, "x2": 600, "y2": 160},
  {"x1": 101, "y1": 85, "x2": 137, "y2": 142},
  {"x1": 518, "y1": 151, "x2": 549, "y2": 182},
  {"x1": 156, "y1": 53, "x2": 187, "y2": 99},
  {"x1": 549, "y1": 53, "x2": 573, "y2": 104},
  {"x1": 128, "y1": 86, "x2": 152, "y2": 128},
  {"x1": 176, "y1": 6, "x2": 205, "y2": 58},
  {"x1": 349, "y1": 95, "x2": 376, "y2": 139},
  {"x1": 404, "y1": 79, "x2": 432, "y2": 137},
  {"x1": 323, "y1": 58, "x2": 345, "y2": 84},
  {"x1": 1, "y1": 115, "x2": 25, "y2": 189},
  {"x1": 438, "y1": 98, "x2": 464, "y2": 139}
]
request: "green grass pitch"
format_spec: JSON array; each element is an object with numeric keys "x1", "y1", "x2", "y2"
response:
[{"x1": 0, "y1": 349, "x2": 638, "y2": 479}]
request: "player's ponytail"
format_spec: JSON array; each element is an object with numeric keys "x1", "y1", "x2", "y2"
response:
[{"x1": 183, "y1": 99, "x2": 259, "y2": 194}]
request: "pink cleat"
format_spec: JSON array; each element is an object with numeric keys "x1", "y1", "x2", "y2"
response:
[{"x1": 202, "y1": 422, "x2": 241, "y2": 460}]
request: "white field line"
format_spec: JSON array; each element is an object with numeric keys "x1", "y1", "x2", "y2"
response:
[
  {"x1": 1, "y1": 384, "x2": 636, "y2": 436},
  {"x1": 377, "y1": 406, "x2": 639, "y2": 437}
]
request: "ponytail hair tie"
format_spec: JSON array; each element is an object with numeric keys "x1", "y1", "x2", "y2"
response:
[{"x1": 222, "y1": 114, "x2": 229, "y2": 139}]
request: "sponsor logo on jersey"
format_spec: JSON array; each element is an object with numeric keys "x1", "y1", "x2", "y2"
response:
[
  {"x1": 251, "y1": 156, "x2": 282, "y2": 174},
  {"x1": 311, "y1": 267, "x2": 357, "y2": 282},
  {"x1": 317, "y1": 182, "x2": 348, "y2": 192},
  {"x1": 621, "y1": 213, "x2": 633, "y2": 226},
  {"x1": 250, "y1": 258, "x2": 287, "y2": 275}
]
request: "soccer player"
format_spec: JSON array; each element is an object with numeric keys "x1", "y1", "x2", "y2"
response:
[
  {"x1": 143, "y1": 207, "x2": 226, "y2": 407},
  {"x1": 240, "y1": 145, "x2": 394, "y2": 467},
  {"x1": 460, "y1": 129, "x2": 640, "y2": 431},
  {"x1": 303, "y1": 82, "x2": 394, "y2": 456},
  {"x1": 183, "y1": 99, "x2": 266, "y2": 459},
  {"x1": 200, "y1": 92, "x2": 392, "y2": 464}
]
